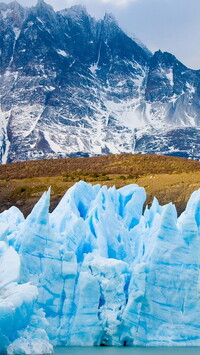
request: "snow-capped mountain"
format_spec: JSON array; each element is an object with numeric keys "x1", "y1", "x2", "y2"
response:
[{"x1": 0, "y1": 0, "x2": 200, "y2": 163}]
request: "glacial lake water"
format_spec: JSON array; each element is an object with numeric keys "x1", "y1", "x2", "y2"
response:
[{"x1": 53, "y1": 347, "x2": 200, "y2": 355}]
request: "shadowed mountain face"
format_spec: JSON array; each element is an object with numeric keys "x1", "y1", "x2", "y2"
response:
[{"x1": 0, "y1": 0, "x2": 200, "y2": 163}]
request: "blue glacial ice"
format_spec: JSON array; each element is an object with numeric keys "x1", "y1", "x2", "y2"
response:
[{"x1": 1, "y1": 181, "x2": 200, "y2": 353}]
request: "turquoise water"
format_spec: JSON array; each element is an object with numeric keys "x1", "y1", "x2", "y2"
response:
[{"x1": 54, "y1": 347, "x2": 200, "y2": 355}]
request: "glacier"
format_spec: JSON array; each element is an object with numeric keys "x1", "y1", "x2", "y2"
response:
[{"x1": 1, "y1": 181, "x2": 200, "y2": 353}]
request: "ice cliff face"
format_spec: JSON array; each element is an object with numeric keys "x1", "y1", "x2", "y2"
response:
[
  {"x1": 0, "y1": 1, "x2": 200, "y2": 163},
  {"x1": 1, "y1": 181, "x2": 200, "y2": 353}
]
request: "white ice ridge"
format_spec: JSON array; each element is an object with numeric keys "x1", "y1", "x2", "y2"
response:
[{"x1": 1, "y1": 181, "x2": 200, "y2": 353}]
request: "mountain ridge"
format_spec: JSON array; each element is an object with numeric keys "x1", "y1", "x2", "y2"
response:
[{"x1": 0, "y1": 1, "x2": 199, "y2": 163}]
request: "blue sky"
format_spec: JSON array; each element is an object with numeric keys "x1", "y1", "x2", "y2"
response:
[{"x1": 5, "y1": 0, "x2": 200, "y2": 69}]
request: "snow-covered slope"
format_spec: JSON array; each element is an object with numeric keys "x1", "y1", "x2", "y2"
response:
[
  {"x1": 1, "y1": 181, "x2": 200, "y2": 353},
  {"x1": 0, "y1": 1, "x2": 200, "y2": 162}
]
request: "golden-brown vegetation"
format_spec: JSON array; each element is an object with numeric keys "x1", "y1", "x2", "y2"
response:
[{"x1": 0, "y1": 154, "x2": 199, "y2": 216}]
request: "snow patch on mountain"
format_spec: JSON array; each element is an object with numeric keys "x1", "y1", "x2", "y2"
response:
[{"x1": 0, "y1": 1, "x2": 199, "y2": 162}]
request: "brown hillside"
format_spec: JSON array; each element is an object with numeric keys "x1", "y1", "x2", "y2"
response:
[{"x1": 0, "y1": 154, "x2": 200, "y2": 217}]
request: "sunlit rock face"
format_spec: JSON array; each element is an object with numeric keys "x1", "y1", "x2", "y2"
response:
[
  {"x1": 1, "y1": 181, "x2": 200, "y2": 353},
  {"x1": 0, "y1": 1, "x2": 200, "y2": 163}
]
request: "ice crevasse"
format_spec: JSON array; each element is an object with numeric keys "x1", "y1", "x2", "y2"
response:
[{"x1": 1, "y1": 181, "x2": 200, "y2": 353}]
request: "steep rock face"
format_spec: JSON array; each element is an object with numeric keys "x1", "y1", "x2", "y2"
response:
[
  {"x1": 0, "y1": 1, "x2": 200, "y2": 163},
  {"x1": 145, "y1": 51, "x2": 200, "y2": 126}
]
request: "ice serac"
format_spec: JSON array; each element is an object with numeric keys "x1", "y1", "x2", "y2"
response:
[
  {"x1": 0, "y1": 241, "x2": 39, "y2": 353},
  {"x1": 19, "y1": 188, "x2": 51, "y2": 283},
  {"x1": 1, "y1": 181, "x2": 200, "y2": 353}
]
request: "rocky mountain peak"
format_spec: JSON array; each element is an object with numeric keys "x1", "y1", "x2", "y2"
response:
[
  {"x1": 68, "y1": 4, "x2": 88, "y2": 14},
  {"x1": 59, "y1": 4, "x2": 90, "y2": 22},
  {"x1": 8, "y1": 0, "x2": 21, "y2": 10},
  {"x1": 0, "y1": 0, "x2": 25, "y2": 26},
  {"x1": 31, "y1": 0, "x2": 55, "y2": 19},
  {"x1": 103, "y1": 12, "x2": 118, "y2": 25},
  {"x1": 151, "y1": 50, "x2": 180, "y2": 69},
  {"x1": 0, "y1": 1, "x2": 199, "y2": 163},
  {"x1": 35, "y1": 0, "x2": 53, "y2": 10},
  {"x1": 0, "y1": 0, "x2": 21, "y2": 11}
]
